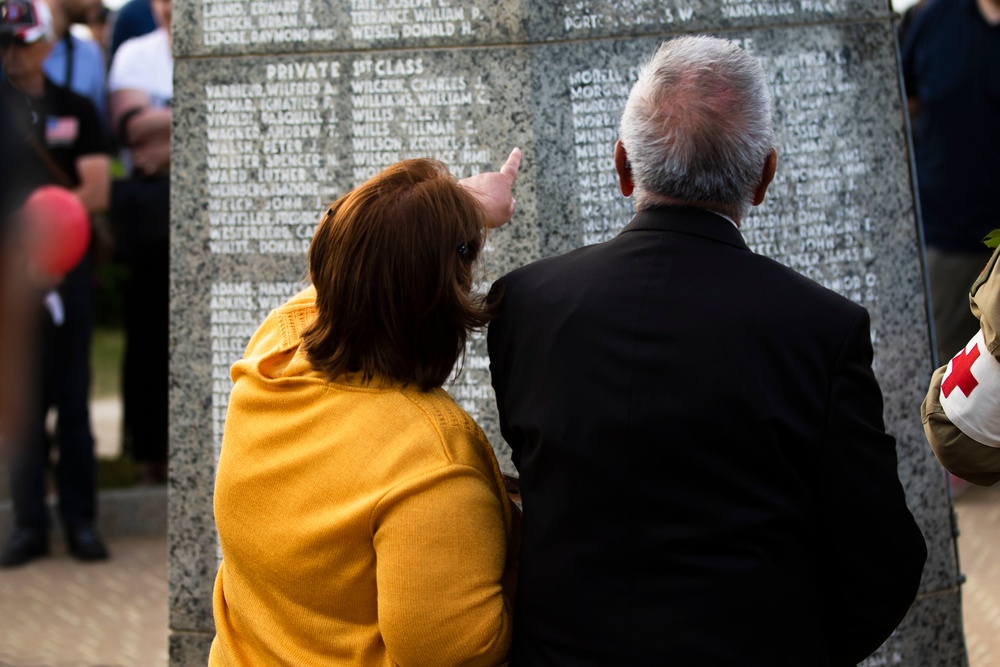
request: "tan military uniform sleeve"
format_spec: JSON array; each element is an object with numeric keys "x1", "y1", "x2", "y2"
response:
[{"x1": 922, "y1": 246, "x2": 1000, "y2": 486}]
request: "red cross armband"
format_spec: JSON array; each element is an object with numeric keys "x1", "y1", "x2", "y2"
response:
[{"x1": 939, "y1": 330, "x2": 1000, "y2": 448}]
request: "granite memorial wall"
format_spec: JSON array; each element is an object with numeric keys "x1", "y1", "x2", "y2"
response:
[{"x1": 169, "y1": 0, "x2": 967, "y2": 663}]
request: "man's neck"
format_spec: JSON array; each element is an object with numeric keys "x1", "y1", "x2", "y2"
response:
[
  {"x1": 51, "y1": 5, "x2": 70, "y2": 39},
  {"x1": 977, "y1": 0, "x2": 1000, "y2": 25},
  {"x1": 635, "y1": 192, "x2": 743, "y2": 226},
  {"x1": 10, "y1": 73, "x2": 45, "y2": 97}
]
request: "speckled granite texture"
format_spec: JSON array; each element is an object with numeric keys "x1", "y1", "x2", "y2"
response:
[{"x1": 170, "y1": 0, "x2": 967, "y2": 664}]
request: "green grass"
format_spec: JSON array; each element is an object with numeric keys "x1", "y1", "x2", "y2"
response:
[
  {"x1": 97, "y1": 456, "x2": 140, "y2": 489},
  {"x1": 91, "y1": 326, "x2": 124, "y2": 399},
  {"x1": 90, "y1": 326, "x2": 139, "y2": 487}
]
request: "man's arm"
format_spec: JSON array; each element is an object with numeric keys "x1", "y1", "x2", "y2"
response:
[
  {"x1": 110, "y1": 88, "x2": 172, "y2": 176},
  {"x1": 69, "y1": 89, "x2": 111, "y2": 215},
  {"x1": 922, "y1": 246, "x2": 1000, "y2": 485},
  {"x1": 486, "y1": 273, "x2": 528, "y2": 472},
  {"x1": 817, "y1": 307, "x2": 927, "y2": 664},
  {"x1": 73, "y1": 155, "x2": 110, "y2": 214},
  {"x1": 922, "y1": 367, "x2": 1000, "y2": 485}
]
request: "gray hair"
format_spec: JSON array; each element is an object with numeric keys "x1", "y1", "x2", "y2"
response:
[{"x1": 618, "y1": 36, "x2": 774, "y2": 218}]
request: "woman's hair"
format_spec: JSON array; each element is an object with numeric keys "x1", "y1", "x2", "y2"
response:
[
  {"x1": 301, "y1": 158, "x2": 494, "y2": 391},
  {"x1": 618, "y1": 35, "x2": 774, "y2": 218}
]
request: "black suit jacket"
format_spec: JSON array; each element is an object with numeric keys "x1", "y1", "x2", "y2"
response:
[{"x1": 487, "y1": 206, "x2": 927, "y2": 666}]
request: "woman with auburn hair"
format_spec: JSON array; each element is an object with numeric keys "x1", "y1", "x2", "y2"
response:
[{"x1": 209, "y1": 150, "x2": 521, "y2": 667}]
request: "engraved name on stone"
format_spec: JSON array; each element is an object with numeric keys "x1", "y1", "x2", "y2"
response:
[
  {"x1": 745, "y1": 46, "x2": 877, "y2": 309},
  {"x1": 210, "y1": 281, "x2": 303, "y2": 459},
  {"x1": 349, "y1": 55, "x2": 493, "y2": 186},
  {"x1": 201, "y1": 0, "x2": 338, "y2": 46},
  {"x1": 564, "y1": 1, "x2": 696, "y2": 32},
  {"x1": 205, "y1": 61, "x2": 342, "y2": 254},
  {"x1": 449, "y1": 343, "x2": 494, "y2": 419},
  {"x1": 570, "y1": 66, "x2": 637, "y2": 246},
  {"x1": 347, "y1": 54, "x2": 506, "y2": 417},
  {"x1": 349, "y1": 0, "x2": 488, "y2": 42},
  {"x1": 560, "y1": 0, "x2": 845, "y2": 34},
  {"x1": 859, "y1": 647, "x2": 904, "y2": 667},
  {"x1": 447, "y1": 279, "x2": 495, "y2": 419}
]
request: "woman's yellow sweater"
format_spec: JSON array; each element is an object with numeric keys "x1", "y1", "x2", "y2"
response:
[{"x1": 209, "y1": 288, "x2": 519, "y2": 666}]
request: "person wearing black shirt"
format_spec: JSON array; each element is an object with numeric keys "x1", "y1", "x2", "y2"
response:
[
  {"x1": 0, "y1": 0, "x2": 111, "y2": 567},
  {"x1": 902, "y1": 0, "x2": 1000, "y2": 366}
]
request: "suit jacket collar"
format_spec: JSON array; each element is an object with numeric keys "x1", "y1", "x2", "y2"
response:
[{"x1": 621, "y1": 205, "x2": 751, "y2": 252}]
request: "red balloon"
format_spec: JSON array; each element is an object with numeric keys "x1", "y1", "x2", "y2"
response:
[{"x1": 21, "y1": 185, "x2": 91, "y2": 277}]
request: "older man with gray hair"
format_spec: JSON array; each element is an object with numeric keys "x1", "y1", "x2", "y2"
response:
[{"x1": 487, "y1": 35, "x2": 926, "y2": 666}]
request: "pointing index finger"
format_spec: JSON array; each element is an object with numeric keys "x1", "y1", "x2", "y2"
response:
[{"x1": 500, "y1": 147, "x2": 522, "y2": 181}]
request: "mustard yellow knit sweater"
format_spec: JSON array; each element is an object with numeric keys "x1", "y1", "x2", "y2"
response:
[{"x1": 209, "y1": 288, "x2": 519, "y2": 666}]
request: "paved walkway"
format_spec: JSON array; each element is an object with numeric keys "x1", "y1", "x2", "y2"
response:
[
  {"x1": 955, "y1": 482, "x2": 1000, "y2": 667},
  {"x1": 0, "y1": 536, "x2": 168, "y2": 667},
  {"x1": 1, "y1": 399, "x2": 169, "y2": 667},
  {"x1": 92, "y1": 398, "x2": 122, "y2": 460}
]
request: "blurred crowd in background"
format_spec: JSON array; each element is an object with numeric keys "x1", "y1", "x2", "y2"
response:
[{"x1": 0, "y1": 0, "x2": 171, "y2": 567}]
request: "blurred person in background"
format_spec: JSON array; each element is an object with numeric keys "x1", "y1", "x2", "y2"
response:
[
  {"x1": 896, "y1": 0, "x2": 931, "y2": 47},
  {"x1": 85, "y1": 3, "x2": 109, "y2": 61},
  {"x1": 43, "y1": 0, "x2": 114, "y2": 271},
  {"x1": 107, "y1": 0, "x2": 151, "y2": 59},
  {"x1": 902, "y1": 0, "x2": 1000, "y2": 368},
  {"x1": 0, "y1": 88, "x2": 38, "y2": 455},
  {"x1": 43, "y1": 0, "x2": 106, "y2": 123},
  {"x1": 0, "y1": 0, "x2": 111, "y2": 567},
  {"x1": 902, "y1": 0, "x2": 1000, "y2": 497},
  {"x1": 107, "y1": 0, "x2": 170, "y2": 483},
  {"x1": 923, "y1": 242, "x2": 1000, "y2": 487}
]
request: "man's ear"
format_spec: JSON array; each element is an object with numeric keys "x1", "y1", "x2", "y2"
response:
[
  {"x1": 614, "y1": 140, "x2": 634, "y2": 197},
  {"x1": 751, "y1": 148, "x2": 777, "y2": 207}
]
